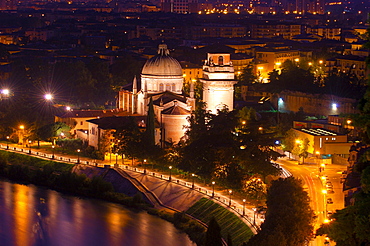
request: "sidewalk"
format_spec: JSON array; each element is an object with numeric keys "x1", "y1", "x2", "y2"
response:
[{"x1": 0, "y1": 142, "x2": 261, "y2": 233}]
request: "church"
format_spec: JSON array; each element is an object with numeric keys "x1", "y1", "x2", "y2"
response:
[{"x1": 118, "y1": 43, "x2": 237, "y2": 144}]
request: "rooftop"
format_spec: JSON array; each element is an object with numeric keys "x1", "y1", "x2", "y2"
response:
[{"x1": 296, "y1": 128, "x2": 343, "y2": 136}]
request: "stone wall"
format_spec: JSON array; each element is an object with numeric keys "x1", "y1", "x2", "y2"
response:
[{"x1": 72, "y1": 164, "x2": 150, "y2": 201}]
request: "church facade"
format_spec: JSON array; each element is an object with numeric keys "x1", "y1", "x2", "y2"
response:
[{"x1": 118, "y1": 44, "x2": 237, "y2": 144}]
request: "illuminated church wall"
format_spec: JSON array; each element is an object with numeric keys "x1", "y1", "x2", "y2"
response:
[{"x1": 162, "y1": 114, "x2": 189, "y2": 143}]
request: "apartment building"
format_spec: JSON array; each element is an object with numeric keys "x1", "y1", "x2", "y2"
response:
[{"x1": 251, "y1": 21, "x2": 301, "y2": 39}]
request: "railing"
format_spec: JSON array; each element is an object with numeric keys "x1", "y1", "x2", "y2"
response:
[{"x1": 0, "y1": 143, "x2": 260, "y2": 233}]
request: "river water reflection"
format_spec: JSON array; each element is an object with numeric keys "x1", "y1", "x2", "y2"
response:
[{"x1": 0, "y1": 180, "x2": 196, "y2": 246}]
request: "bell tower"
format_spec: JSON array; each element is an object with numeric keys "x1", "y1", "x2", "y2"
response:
[{"x1": 200, "y1": 53, "x2": 237, "y2": 114}]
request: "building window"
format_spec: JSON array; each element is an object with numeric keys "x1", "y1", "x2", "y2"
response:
[
  {"x1": 218, "y1": 56, "x2": 224, "y2": 65},
  {"x1": 166, "y1": 84, "x2": 171, "y2": 91},
  {"x1": 80, "y1": 121, "x2": 83, "y2": 125},
  {"x1": 159, "y1": 83, "x2": 164, "y2": 91},
  {"x1": 172, "y1": 83, "x2": 176, "y2": 91}
]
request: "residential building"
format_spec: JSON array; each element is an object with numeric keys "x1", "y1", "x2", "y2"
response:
[
  {"x1": 251, "y1": 21, "x2": 302, "y2": 39},
  {"x1": 54, "y1": 109, "x2": 130, "y2": 136},
  {"x1": 86, "y1": 116, "x2": 161, "y2": 150},
  {"x1": 292, "y1": 128, "x2": 352, "y2": 159}
]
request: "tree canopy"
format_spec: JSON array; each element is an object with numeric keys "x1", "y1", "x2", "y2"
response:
[
  {"x1": 247, "y1": 177, "x2": 315, "y2": 246},
  {"x1": 179, "y1": 104, "x2": 282, "y2": 188}
]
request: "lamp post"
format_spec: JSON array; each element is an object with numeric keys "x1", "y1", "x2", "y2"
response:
[
  {"x1": 228, "y1": 190, "x2": 232, "y2": 207},
  {"x1": 169, "y1": 166, "x2": 172, "y2": 181},
  {"x1": 19, "y1": 125, "x2": 24, "y2": 146},
  {"x1": 115, "y1": 153, "x2": 118, "y2": 164},
  {"x1": 77, "y1": 149, "x2": 81, "y2": 164},
  {"x1": 6, "y1": 136, "x2": 9, "y2": 149},
  {"x1": 322, "y1": 189, "x2": 327, "y2": 220},
  {"x1": 295, "y1": 139, "x2": 302, "y2": 164},
  {"x1": 277, "y1": 97, "x2": 283, "y2": 125},
  {"x1": 143, "y1": 159, "x2": 147, "y2": 174},
  {"x1": 211, "y1": 181, "x2": 215, "y2": 197},
  {"x1": 52, "y1": 145, "x2": 55, "y2": 159},
  {"x1": 28, "y1": 140, "x2": 32, "y2": 154},
  {"x1": 191, "y1": 173, "x2": 195, "y2": 189},
  {"x1": 252, "y1": 207, "x2": 257, "y2": 225},
  {"x1": 242, "y1": 199, "x2": 246, "y2": 216}
]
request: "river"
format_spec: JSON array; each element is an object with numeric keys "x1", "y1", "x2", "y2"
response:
[{"x1": 0, "y1": 180, "x2": 196, "y2": 246}]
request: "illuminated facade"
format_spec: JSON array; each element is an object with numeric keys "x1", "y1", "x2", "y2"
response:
[
  {"x1": 118, "y1": 44, "x2": 236, "y2": 143},
  {"x1": 161, "y1": 0, "x2": 198, "y2": 13},
  {"x1": 251, "y1": 22, "x2": 302, "y2": 40},
  {"x1": 255, "y1": 47, "x2": 300, "y2": 81},
  {"x1": 200, "y1": 52, "x2": 237, "y2": 114}
]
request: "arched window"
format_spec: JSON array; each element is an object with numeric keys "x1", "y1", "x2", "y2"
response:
[
  {"x1": 159, "y1": 83, "x2": 164, "y2": 91},
  {"x1": 166, "y1": 84, "x2": 171, "y2": 91},
  {"x1": 172, "y1": 83, "x2": 176, "y2": 91},
  {"x1": 218, "y1": 56, "x2": 224, "y2": 65}
]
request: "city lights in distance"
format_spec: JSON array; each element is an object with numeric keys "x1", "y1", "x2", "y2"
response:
[
  {"x1": 332, "y1": 103, "x2": 337, "y2": 110},
  {"x1": 1, "y1": 89, "x2": 9, "y2": 95}
]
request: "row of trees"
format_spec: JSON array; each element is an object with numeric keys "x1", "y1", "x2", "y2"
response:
[
  {"x1": 108, "y1": 99, "x2": 284, "y2": 190},
  {"x1": 178, "y1": 103, "x2": 283, "y2": 188},
  {"x1": 236, "y1": 59, "x2": 367, "y2": 100}
]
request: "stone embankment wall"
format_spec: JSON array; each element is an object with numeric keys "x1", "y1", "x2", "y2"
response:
[{"x1": 72, "y1": 164, "x2": 151, "y2": 204}]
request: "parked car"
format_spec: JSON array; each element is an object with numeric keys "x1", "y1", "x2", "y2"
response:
[
  {"x1": 327, "y1": 187, "x2": 334, "y2": 194},
  {"x1": 327, "y1": 198, "x2": 333, "y2": 204},
  {"x1": 326, "y1": 182, "x2": 333, "y2": 188}
]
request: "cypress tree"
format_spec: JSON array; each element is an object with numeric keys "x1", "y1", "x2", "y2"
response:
[
  {"x1": 205, "y1": 217, "x2": 222, "y2": 246},
  {"x1": 145, "y1": 97, "x2": 155, "y2": 146}
]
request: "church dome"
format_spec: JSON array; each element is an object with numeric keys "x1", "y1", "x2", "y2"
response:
[{"x1": 142, "y1": 44, "x2": 182, "y2": 76}]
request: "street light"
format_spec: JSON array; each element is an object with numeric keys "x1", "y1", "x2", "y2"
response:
[
  {"x1": 228, "y1": 189, "x2": 232, "y2": 207},
  {"x1": 252, "y1": 207, "x2": 257, "y2": 225},
  {"x1": 169, "y1": 166, "x2": 172, "y2": 181},
  {"x1": 19, "y1": 125, "x2": 25, "y2": 146},
  {"x1": 44, "y1": 93, "x2": 53, "y2": 101},
  {"x1": 28, "y1": 140, "x2": 32, "y2": 154},
  {"x1": 212, "y1": 181, "x2": 215, "y2": 197},
  {"x1": 115, "y1": 153, "x2": 118, "y2": 164},
  {"x1": 322, "y1": 189, "x2": 327, "y2": 220},
  {"x1": 321, "y1": 163, "x2": 326, "y2": 174},
  {"x1": 143, "y1": 159, "x2": 147, "y2": 174},
  {"x1": 242, "y1": 199, "x2": 246, "y2": 216},
  {"x1": 191, "y1": 173, "x2": 195, "y2": 189},
  {"x1": 296, "y1": 139, "x2": 302, "y2": 164},
  {"x1": 6, "y1": 136, "x2": 9, "y2": 149},
  {"x1": 277, "y1": 97, "x2": 283, "y2": 124},
  {"x1": 52, "y1": 145, "x2": 55, "y2": 159},
  {"x1": 77, "y1": 149, "x2": 81, "y2": 164}
]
